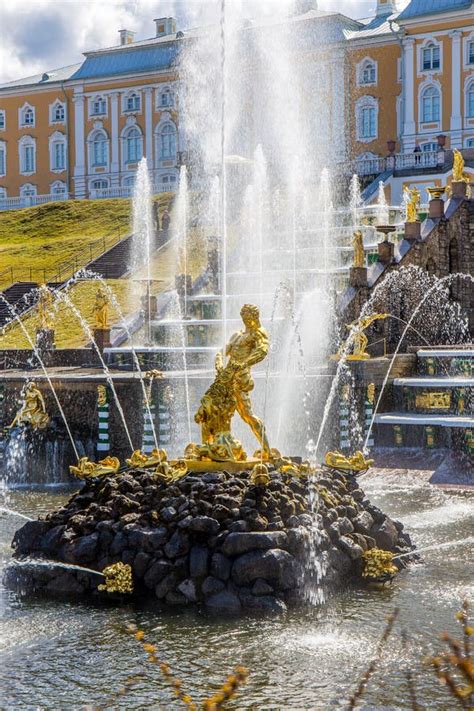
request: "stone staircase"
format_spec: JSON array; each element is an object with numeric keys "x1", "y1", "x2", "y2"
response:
[
  {"x1": 0, "y1": 281, "x2": 39, "y2": 326},
  {"x1": 86, "y1": 234, "x2": 133, "y2": 279},
  {"x1": 374, "y1": 347, "x2": 473, "y2": 456}
]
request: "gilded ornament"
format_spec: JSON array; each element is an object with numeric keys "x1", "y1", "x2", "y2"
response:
[
  {"x1": 324, "y1": 450, "x2": 374, "y2": 472},
  {"x1": 404, "y1": 186, "x2": 421, "y2": 223},
  {"x1": 452, "y1": 148, "x2": 466, "y2": 182},
  {"x1": 98, "y1": 562, "x2": 133, "y2": 594},
  {"x1": 10, "y1": 381, "x2": 50, "y2": 430},
  {"x1": 97, "y1": 385, "x2": 107, "y2": 406},
  {"x1": 351, "y1": 230, "x2": 365, "y2": 268},
  {"x1": 69, "y1": 456, "x2": 120, "y2": 478},
  {"x1": 191, "y1": 304, "x2": 270, "y2": 462},
  {"x1": 362, "y1": 548, "x2": 398, "y2": 581},
  {"x1": 415, "y1": 391, "x2": 451, "y2": 409},
  {"x1": 250, "y1": 463, "x2": 270, "y2": 486},
  {"x1": 93, "y1": 287, "x2": 109, "y2": 329},
  {"x1": 37, "y1": 284, "x2": 54, "y2": 330},
  {"x1": 126, "y1": 448, "x2": 168, "y2": 468},
  {"x1": 367, "y1": 383, "x2": 376, "y2": 404}
]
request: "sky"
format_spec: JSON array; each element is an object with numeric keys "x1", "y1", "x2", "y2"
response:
[{"x1": 0, "y1": 0, "x2": 408, "y2": 84}]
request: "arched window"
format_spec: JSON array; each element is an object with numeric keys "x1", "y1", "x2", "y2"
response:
[
  {"x1": 467, "y1": 80, "x2": 474, "y2": 118},
  {"x1": 50, "y1": 180, "x2": 67, "y2": 195},
  {"x1": 89, "y1": 129, "x2": 108, "y2": 167},
  {"x1": 422, "y1": 42, "x2": 440, "y2": 71},
  {"x1": 91, "y1": 179, "x2": 109, "y2": 190},
  {"x1": 19, "y1": 135, "x2": 36, "y2": 174},
  {"x1": 124, "y1": 126, "x2": 143, "y2": 163},
  {"x1": 361, "y1": 61, "x2": 376, "y2": 85},
  {"x1": 50, "y1": 101, "x2": 65, "y2": 123},
  {"x1": 158, "y1": 88, "x2": 174, "y2": 108},
  {"x1": 421, "y1": 86, "x2": 440, "y2": 122},
  {"x1": 19, "y1": 104, "x2": 35, "y2": 128},
  {"x1": 20, "y1": 183, "x2": 37, "y2": 197},
  {"x1": 160, "y1": 124, "x2": 177, "y2": 160},
  {"x1": 125, "y1": 92, "x2": 140, "y2": 112}
]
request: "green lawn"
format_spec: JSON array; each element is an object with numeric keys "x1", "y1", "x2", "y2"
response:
[{"x1": 0, "y1": 195, "x2": 173, "y2": 289}]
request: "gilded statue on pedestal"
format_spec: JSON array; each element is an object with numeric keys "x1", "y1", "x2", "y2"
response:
[
  {"x1": 324, "y1": 450, "x2": 374, "y2": 472},
  {"x1": 341, "y1": 313, "x2": 389, "y2": 360},
  {"x1": 351, "y1": 230, "x2": 365, "y2": 268},
  {"x1": 10, "y1": 381, "x2": 50, "y2": 430},
  {"x1": 93, "y1": 287, "x2": 109, "y2": 330},
  {"x1": 191, "y1": 304, "x2": 270, "y2": 462},
  {"x1": 404, "y1": 186, "x2": 421, "y2": 223},
  {"x1": 452, "y1": 148, "x2": 465, "y2": 182},
  {"x1": 38, "y1": 284, "x2": 54, "y2": 330}
]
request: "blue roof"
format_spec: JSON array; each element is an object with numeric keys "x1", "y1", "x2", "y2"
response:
[
  {"x1": 397, "y1": 0, "x2": 472, "y2": 20},
  {"x1": 72, "y1": 43, "x2": 179, "y2": 80}
]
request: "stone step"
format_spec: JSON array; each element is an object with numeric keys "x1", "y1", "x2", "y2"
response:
[
  {"x1": 394, "y1": 376, "x2": 474, "y2": 388},
  {"x1": 374, "y1": 412, "x2": 474, "y2": 428},
  {"x1": 417, "y1": 348, "x2": 474, "y2": 358}
]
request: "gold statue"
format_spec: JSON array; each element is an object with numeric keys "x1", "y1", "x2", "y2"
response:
[
  {"x1": 452, "y1": 148, "x2": 465, "y2": 182},
  {"x1": 10, "y1": 381, "x2": 50, "y2": 430},
  {"x1": 191, "y1": 304, "x2": 270, "y2": 462},
  {"x1": 98, "y1": 562, "x2": 133, "y2": 594},
  {"x1": 70, "y1": 456, "x2": 120, "y2": 478},
  {"x1": 351, "y1": 230, "x2": 365, "y2": 268},
  {"x1": 97, "y1": 385, "x2": 107, "y2": 406},
  {"x1": 324, "y1": 450, "x2": 374, "y2": 472},
  {"x1": 93, "y1": 287, "x2": 109, "y2": 330},
  {"x1": 334, "y1": 313, "x2": 389, "y2": 360},
  {"x1": 38, "y1": 284, "x2": 54, "y2": 330},
  {"x1": 404, "y1": 186, "x2": 421, "y2": 223},
  {"x1": 126, "y1": 448, "x2": 168, "y2": 469},
  {"x1": 367, "y1": 383, "x2": 376, "y2": 405}
]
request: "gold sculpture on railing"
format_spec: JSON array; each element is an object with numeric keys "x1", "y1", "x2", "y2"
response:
[
  {"x1": 38, "y1": 284, "x2": 54, "y2": 329},
  {"x1": 452, "y1": 148, "x2": 466, "y2": 183},
  {"x1": 185, "y1": 304, "x2": 271, "y2": 466},
  {"x1": 93, "y1": 287, "x2": 109, "y2": 329},
  {"x1": 351, "y1": 230, "x2": 365, "y2": 268},
  {"x1": 404, "y1": 186, "x2": 421, "y2": 223},
  {"x1": 70, "y1": 455, "x2": 121, "y2": 479},
  {"x1": 10, "y1": 381, "x2": 50, "y2": 430},
  {"x1": 324, "y1": 450, "x2": 374, "y2": 472}
]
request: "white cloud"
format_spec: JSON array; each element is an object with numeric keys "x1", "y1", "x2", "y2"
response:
[{"x1": 0, "y1": 0, "x2": 408, "y2": 84}]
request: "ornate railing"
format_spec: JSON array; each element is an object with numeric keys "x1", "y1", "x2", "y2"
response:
[
  {"x1": 355, "y1": 150, "x2": 446, "y2": 176},
  {"x1": 0, "y1": 192, "x2": 69, "y2": 211}
]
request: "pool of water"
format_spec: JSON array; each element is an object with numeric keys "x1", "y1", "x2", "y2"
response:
[{"x1": 1, "y1": 469, "x2": 472, "y2": 709}]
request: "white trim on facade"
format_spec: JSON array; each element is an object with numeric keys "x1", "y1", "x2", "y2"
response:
[
  {"x1": 464, "y1": 74, "x2": 474, "y2": 125},
  {"x1": 417, "y1": 36, "x2": 443, "y2": 77},
  {"x1": 463, "y1": 30, "x2": 474, "y2": 70},
  {"x1": 49, "y1": 99, "x2": 66, "y2": 125},
  {"x1": 418, "y1": 78, "x2": 442, "y2": 133},
  {"x1": 355, "y1": 95, "x2": 378, "y2": 143},
  {"x1": 18, "y1": 134, "x2": 36, "y2": 175},
  {"x1": 122, "y1": 89, "x2": 142, "y2": 115},
  {"x1": 48, "y1": 131, "x2": 67, "y2": 173},
  {"x1": 20, "y1": 182, "x2": 37, "y2": 197},
  {"x1": 87, "y1": 125, "x2": 110, "y2": 174},
  {"x1": 18, "y1": 101, "x2": 35, "y2": 129},
  {"x1": 88, "y1": 94, "x2": 108, "y2": 119},
  {"x1": 356, "y1": 56, "x2": 378, "y2": 87}
]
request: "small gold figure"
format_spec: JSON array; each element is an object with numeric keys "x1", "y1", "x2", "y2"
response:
[
  {"x1": 452, "y1": 148, "x2": 465, "y2": 182},
  {"x1": 93, "y1": 287, "x2": 109, "y2": 330},
  {"x1": 69, "y1": 456, "x2": 120, "y2": 478},
  {"x1": 126, "y1": 448, "x2": 167, "y2": 469},
  {"x1": 351, "y1": 230, "x2": 365, "y2": 268},
  {"x1": 404, "y1": 186, "x2": 421, "y2": 223},
  {"x1": 192, "y1": 304, "x2": 270, "y2": 462},
  {"x1": 97, "y1": 385, "x2": 107, "y2": 406},
  {"x1": 324, "y1": 450, "x2": 374, "y2": 472},
  {"x1": 98, "y1": 562, "x2": 133, "y2": 594},
  {"x1": 367, "y1": 383, "x2": 376, "y2": 405},
  {"x1": 38, "y1": 284, "x2": 54, "y2": 330},
  {"x1": 10, "y1": 381, "x2": 50, "y2": 430},
  {"x1": 345, "y1": 313, "x2": 389, "y2": 360}
]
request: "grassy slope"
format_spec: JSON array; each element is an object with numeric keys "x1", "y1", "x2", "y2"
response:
[
  {"x1": 0, "y1": 195, "x2": 173, "y2": 288},
  {"x1": 0, "y1": 194, "x2": 209, "y2": 349}
]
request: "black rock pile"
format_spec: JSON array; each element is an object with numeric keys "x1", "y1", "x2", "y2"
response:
[{"x1": 6, "y1": 467, "x2": 414, "y2": 615}]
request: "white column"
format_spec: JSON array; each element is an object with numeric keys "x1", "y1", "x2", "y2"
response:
[
  {"x1": 145, "y1": 87, "x2": 154, "y2": 169},
  {"x1": 402, "y1": 38, "x2": 416, "y2": 152},
  {"x1": 73, "y1": 92, "x2": 86, "y2": 198},
  {"x1": 110, "y1": 92, "x2": 120, "y2": 187},
  {"x1": 331, "y1": 56, "x2": 346, "y2": 161},
  {"x1": 450, "y1": 30, "x2": 463, "y2": 148}
]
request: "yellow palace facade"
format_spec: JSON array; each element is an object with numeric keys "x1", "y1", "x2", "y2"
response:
[{"x1": 0, "y1": 1, "x2": 473, "y2": 209}]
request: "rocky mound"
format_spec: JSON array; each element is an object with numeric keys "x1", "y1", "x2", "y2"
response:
[{"x1": 6, "y1": 467, "x2": 414, "y2": 615}]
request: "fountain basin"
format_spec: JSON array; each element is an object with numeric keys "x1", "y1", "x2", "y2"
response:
[{"x1": 5, "y1": 466, "x2": 414, "y2": 615}]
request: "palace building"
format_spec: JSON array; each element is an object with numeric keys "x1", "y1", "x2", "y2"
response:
[{"x1": 0, "y1": 0, "x2": 472, "y2": 209}]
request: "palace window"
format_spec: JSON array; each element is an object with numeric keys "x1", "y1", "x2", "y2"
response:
[
  {"x1": 91, "y1": 179, "x2": 109, "y2": 190},
  {"x1": 125, "y1": 92, "x2": 141, "y2": 112},
  {"x1": 421, "y1": 142, "x2": 438, "y2": 153},
  {"x1": 124, "y1": 126, "x2": 143, "y2": 163},
  {"x1": 360, "y1": 60, "x2": 376, "y2": 86},
  {"x1": 53, "y1": 141, "x2": 65, "y2": 170},
  {"x1": 159, "y1": 88, "x2": 174, "y2": 107},
  {"x1": 20, "y1": 105, "x2": 35, "y2": 127},
  {"x1": 467, "y1": 81, "x2": 474, "y2": 118},
  {"x1": 89, "y1": 129, "x2": 109, "y2": 167},
  {"x1": 0, "y1": 188, "x2": 6, "y2": 199},
  {"x1": 356, "y1": 96, "x2": 378, "y2": 142},
  {"x1": 19, "y1": 136, "x2": 36, "y2": 174},
  {"x1": 20, "y1": 183, "x2": 37, "y2": 197},
  {"x1": 91, "y1": 97, "x2": 107, "y2": 116},
  {"x1": 0, "y1": 110, "x2": 5, "y2": 130},
  {"x1": 468, "y1": 40, "x2": 474, "y2": 65},
  {"x1": 159, "y1": 123, "x2": 177, "y2": 160},
  {"x1": 51, "y1": 180, "x2": 67, "y2": 195},
  {"x1": 0, "y1": 142, "x2": 5, "y2": 176},
  {"x1": 421, "y1": 86, "x2": 440, "y2": 122},
  {"x1": 422, "y1": 43, "x2": 440, "y2": 71},
  {"x1": 466, "y1": 138, "x2": 474, "y2": 148},
  {"x1": 50, "y1": 101, "x2": 65, "y2": 123}
]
